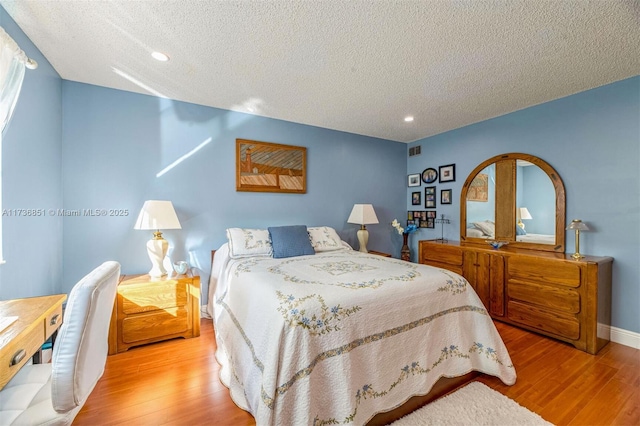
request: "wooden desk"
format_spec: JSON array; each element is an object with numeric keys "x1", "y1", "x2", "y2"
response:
[{"x1": 0, "y1": 294, "x2": 67, "y2": 389}]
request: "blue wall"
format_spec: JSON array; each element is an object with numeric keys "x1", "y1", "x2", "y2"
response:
[
  {"x1": 61, "y1": 82, "x2": 406, "y2": 300},
  {"x1": 407, "y1": 76, "x2": 640, "y2": 334},
  {"x1": 0, "y1": 11, "x2": 63, "y2": 300}
]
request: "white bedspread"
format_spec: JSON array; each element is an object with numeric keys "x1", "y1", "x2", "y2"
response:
[{"x1": 209, "y1": 245, "x2": 516, "y2": 425}]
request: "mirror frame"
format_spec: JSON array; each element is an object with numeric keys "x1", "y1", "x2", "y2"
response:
[{"x1": 460, "y1": 153, "x2": 566, "y2": 253}]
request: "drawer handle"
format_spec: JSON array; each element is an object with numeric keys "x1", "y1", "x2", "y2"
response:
[
  {"x1": 10, "y1": 349, "x2": 26, "y2": 366},
  {"x1": 50, "y1": 314, "x2": 61, "y2": 326}
]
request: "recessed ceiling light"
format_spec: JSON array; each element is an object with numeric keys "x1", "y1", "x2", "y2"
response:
[
  {"x1": 404, "y1": 116, "x2": 414, "y2": 122},
  {"x1": 151, "y1": 51, "x2": 170, "y2": 62}
]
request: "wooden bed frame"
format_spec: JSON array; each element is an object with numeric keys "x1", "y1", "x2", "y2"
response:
[{"x1": 209, "y1": 250, "x2": 478, "y2": 425}]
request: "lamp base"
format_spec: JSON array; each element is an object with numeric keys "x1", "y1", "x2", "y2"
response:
[
  {"x1": 356, "y1": 228, "x2": 369, "y2": 253},
  {"x1": 571, "y1": 252, "x2": 585, "y2": 260},
  {"x1": 146, "y1": 237, "x2": 169, "y2": 277}
]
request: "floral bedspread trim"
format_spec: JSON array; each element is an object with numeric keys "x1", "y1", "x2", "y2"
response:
[
  {"x1": 313, "y1": 342, "x2": 513, "y2": 425},
  {"x1": 437, "y1": 270, "x2": 469, "y2": 294},
  {"x1": 276, "y1": 291, "x2": 362, "y2": 336},
  {"x1": 272, "y1": 305, "x2": 487, "y2": 403}
]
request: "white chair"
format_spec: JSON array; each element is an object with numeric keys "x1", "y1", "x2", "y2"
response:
[{"x1": 0, "y1": 261, "x2": 120, "y2": 425}]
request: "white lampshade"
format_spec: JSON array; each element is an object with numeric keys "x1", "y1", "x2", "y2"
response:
[
  {"x1": 347, "y1": 204, "x2": 379, "y2": 226},
  {"x1": 134, "y1": 200, "x2": 181, "y2": 277},
  {"x1": 134, "y1": 200, "x2": 182, "y2": 230},
  {"x1": 518, "y1": 207, "x2": 532, "y2": 220}
]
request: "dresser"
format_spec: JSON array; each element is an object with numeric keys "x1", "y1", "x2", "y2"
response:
[
  {"x1": 108, "y1": 273, "x2": 200, "y2": 354},
  {"x1": 419, "y1": 240, "x2": 612, "y2": 354}
]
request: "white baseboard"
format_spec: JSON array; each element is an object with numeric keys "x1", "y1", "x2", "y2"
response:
[{"x1": 610, "y1": 326, "x2": 640, "y2": 349}]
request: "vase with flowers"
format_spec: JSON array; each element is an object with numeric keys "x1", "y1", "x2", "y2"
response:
[{"x1": 392, "y1": 219, "x2": 418, "y2": 261}]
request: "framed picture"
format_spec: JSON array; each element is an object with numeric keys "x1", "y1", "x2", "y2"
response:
[
  {"x1": 439, "y1": 164, "x2": 455, "y2": 183},
  {"x1": 411, "y1": 191, "x2": 421, "y2": 205},
  {"x1": 408, "y1": 173, "x2": 421, "y2": 187},
  {"x1": 441, "y1": 189, "x2": 452, "y2": 204},
  {"x1": 426, "y1": 210, "x2": 437, "y2": 219},
  {"x1": 426, "y1": 218, "x2": 435, "y2": 228},
  {"x1": 236, "y1": 139, "x2": 306, "y2": 193},
  {"x1": 422, "y1": 168, "x2": 438, "y2": 184},
  {"x1": 425, "y1": 186, "x2": 436, "y2": 208},
  {"x1": 467, "y1": 173, "x2": 488, "y2": 202}
]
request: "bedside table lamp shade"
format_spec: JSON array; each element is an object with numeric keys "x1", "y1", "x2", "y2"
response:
[
  {"x1": 134, "y1": 200, "x2": 181, "y2": 277},
  {"x1": 517, "y1": 207, "x2": 532, "y2": 229},
  {"x1": 347, "y1": 204, "x2": 379, "y2": 253}
]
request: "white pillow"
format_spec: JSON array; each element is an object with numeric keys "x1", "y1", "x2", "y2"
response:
[
  {"x1": 308, "y1": 226, "x2": 343, "y2": 252},
  {"x1": 466, "y1": 227, "x2": 485, "y2": 238},
  {"x1": 226, "y1": 228, "x2": 273, "y2": 258},
  {"x1": 473, "y1": 220, "x2": 495, "y2": 237}
]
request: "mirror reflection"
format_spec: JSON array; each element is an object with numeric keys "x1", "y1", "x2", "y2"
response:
[
  {"x1": 515, "y1": 160, "x2": 555, "y2": 245},
  {"x1": 466, "y1": 164, "x2": 495, "y2": 239}
]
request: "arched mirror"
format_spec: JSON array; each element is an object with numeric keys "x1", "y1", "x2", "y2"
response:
[{"x1": 460, "y1": 153, "x2": 565, "y2": 252}]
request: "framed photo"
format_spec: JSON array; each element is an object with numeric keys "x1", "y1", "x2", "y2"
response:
[
  {"x1": 411, "y1": 191, "x2": 421, "y2": 205},
  {"x1": 425, "y1": 186, "x2": 436, "y2": 208},
  {"x1": 426, "y1": 218, "x2": 435, "y2": 228},
  {"x1": 439, "y1": 164, "x2": 455, "y2": 183},
  {"x1": 236, "y1": 139, "x2": 306, "y2": 193},
  {"x1": 426, "y1": 210, "x2": 437, "y2": 219},
  {"x1": 408, "y1": 173, "x2": 421, "y2": 187},
  {"x1": 441, "y1": 189, "x2": 452, "y2": 204},
  {"x1": 421, "y1": 168, "x2": 438, "y2": 184}
]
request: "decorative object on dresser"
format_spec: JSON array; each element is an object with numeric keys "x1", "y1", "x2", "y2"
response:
[
  {"x1": 566, "y1": 219, "x2": 589, "y2": 259},
  {"x1": 347, "y1": 204, "x2": 379, "y2": 252},
  {"x1": 134, "y1": 200, "x2": 182, "y2": 277},
  {"x1": 108, "y1": 272, "x2": 200, "y2": 354},
  {"x1": 421, "y1": 152, "x2": 612, "y2": 355},
  {"x1": 435, "y1": 214, "x2": 450, "y2": 242}
]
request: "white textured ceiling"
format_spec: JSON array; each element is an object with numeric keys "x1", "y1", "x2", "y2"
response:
[{"x1": 1, "y1": 0, "x2": 639, "y2": 143}]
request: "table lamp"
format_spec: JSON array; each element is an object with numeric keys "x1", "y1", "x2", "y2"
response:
[
  {"x1": 517, "y1": 207, "x2": 532, "y2": 230},
  {"x1": 134, "y1": 200, "x2": 182, "y2": 277},
  {"x1": 347, "y1": 204, "x2": 379, "y2": 253},
  {"x1": 566, "y1": 219, "x2": 589, "y2": 259}
]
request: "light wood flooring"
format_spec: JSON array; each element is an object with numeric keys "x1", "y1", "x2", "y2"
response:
[{"x1": 74, "y1": 319, "x2": 639, "y2": 425}]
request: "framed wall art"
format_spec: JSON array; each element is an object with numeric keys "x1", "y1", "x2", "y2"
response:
[
  {"x1": 441, "y1": 189, "x2": 452, "y2": 204},
  {"x1": 408, "y1": 173, "x2": 421, "y2": 187},
  {"x1": 425, "y1": 186, "x2": 436, "y2": 208},
  {"x1": 412, "y1": 191, "x2": 421, "y2": 205},
  {"x1": 467, "y1": 173, "x2": 488, "y2": 202},
  {"x1": 236, "y1": 139, "x2": 306, "y2": 193},
  {"x1": 439, "y1": 164, "x2": 455, "y2": 183},
  {"x1": 422, "y1": 168, "x2": 438, "y2": 184}
]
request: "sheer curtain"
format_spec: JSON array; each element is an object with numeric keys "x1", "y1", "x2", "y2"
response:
[{"x1": 0, "y1": 27, "x2": 37, "y2": 263}]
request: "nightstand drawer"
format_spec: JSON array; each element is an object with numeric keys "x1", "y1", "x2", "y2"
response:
[
  {"x1": 121, "y1": 282, "x2": 188, "y2": 314},
  {"x1": 122, "y1": 307, "x2": 189, "y2": 343}
]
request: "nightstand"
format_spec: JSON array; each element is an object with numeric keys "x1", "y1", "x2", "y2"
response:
[
  {"x1": 368, "y1": 250, "x2": 392, "y2": 257},
  {"x1": 108, "y1": 272, "x2": 200, "y2": 354}
]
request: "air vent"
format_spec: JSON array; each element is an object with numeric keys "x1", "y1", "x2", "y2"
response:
[{"x1": 409, "y1": 145, "x2": 421, "y2": 157}]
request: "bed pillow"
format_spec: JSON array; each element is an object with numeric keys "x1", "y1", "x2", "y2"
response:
[
  {"x1": 268, "y1": 225, "x2": 315, "y2": 258},
  {"x1": 466, "y1": 227, "x2": 485, "y2": 238},
  {"x1": 308, "y1": 226, "x2": 343, "y2": 252},
  {"x1": 226, "y1": 228, "x2": 273, "y2": 259},
  {"x1": 473, "y1": 220, "x2": 495, "y2": 237}
]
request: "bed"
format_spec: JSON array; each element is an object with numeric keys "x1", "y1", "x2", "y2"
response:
[{"x1": 207, "y1": 226, "x2": 516, "y2": 425}]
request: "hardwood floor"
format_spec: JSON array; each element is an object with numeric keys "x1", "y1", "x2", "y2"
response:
[{"x1": 74, "y1": 319, "x2": 639, "y2": 425}]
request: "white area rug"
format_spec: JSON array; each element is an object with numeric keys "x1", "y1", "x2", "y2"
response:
[{"x1": 390, "y1": 382, "x2": 553, "y2": 425}]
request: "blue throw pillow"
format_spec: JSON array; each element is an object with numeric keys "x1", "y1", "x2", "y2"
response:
[
  {"x1": 516, "y1": 225, "x2": 527, "y2": 235},
  {"x1": 268, "y1": 225, "x2": 315, "y2": 258}
]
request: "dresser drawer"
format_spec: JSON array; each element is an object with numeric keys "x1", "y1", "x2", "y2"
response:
[
  {"x1": 422, "y1": 261, "x2": 463, "y2": 276},
  {"x1": 508, "y1": 256, "x2": 581, "y2": 288},
  {"x1": 122, "y1": 307, "x2": 189, "y2": 343},
  {"x1": 45, "y1": 304, "x2": 63, "y2": 339},
  {"x1": 508, "y1": 279, "x2": 580, "y2": 314},
  {"x1": 508, "y1": 300, "x2": 580, "y2": 340},
  {"x1": 121, "y1": 282, "x2": 188, "y2": 314},
  {"x1": 421, "y1": 244, "x2": 463, "y2": 266}
]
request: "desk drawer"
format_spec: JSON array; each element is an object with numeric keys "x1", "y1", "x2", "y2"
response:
[
  {"x1": 45, "y1": 304, "x2": 63, "y2": 339},
  {"x1": 0, "y1": 325, "x2": 43, "y2": 386}
]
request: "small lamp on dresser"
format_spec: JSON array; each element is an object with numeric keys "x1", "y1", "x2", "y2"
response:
[
  {"x1": 134, "y1": 200, "x2": 182, "y2": 277},
  {"x1": 566, "y1": 219, "x2": 589, "y2": 259},
  {"x1": 517, "y1": 207, "x2": 532, "y2": 230},
  {"x1": 347, "y1": 204, "x2": 379, "y2": 253}
]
